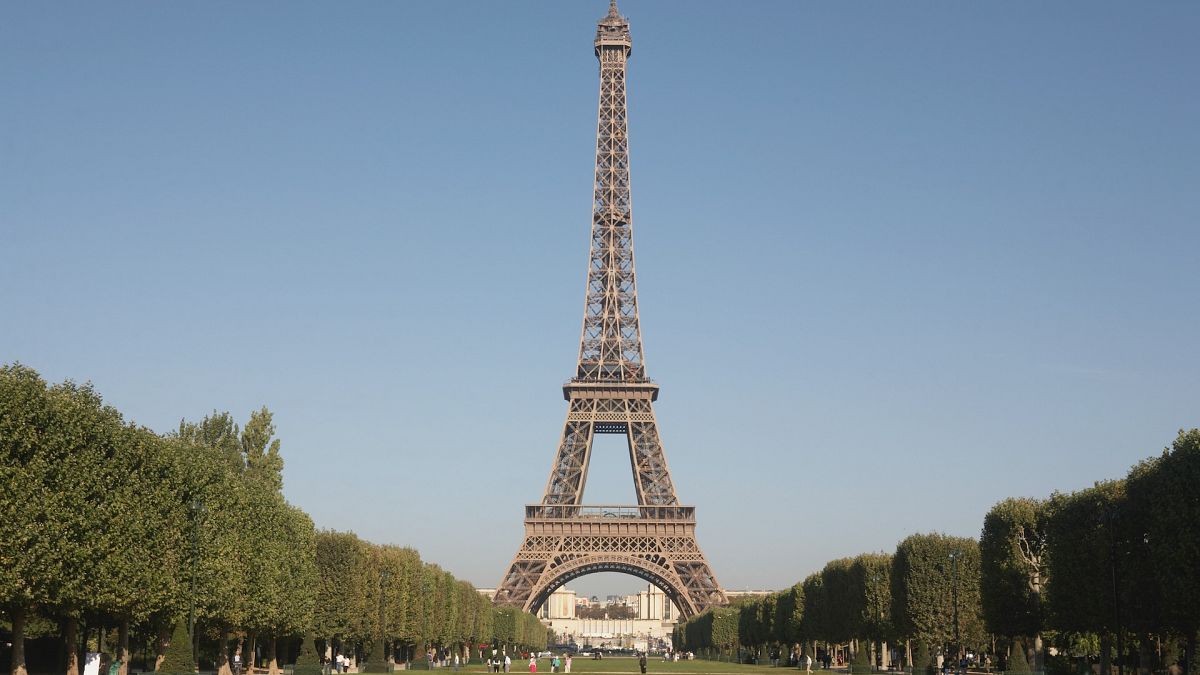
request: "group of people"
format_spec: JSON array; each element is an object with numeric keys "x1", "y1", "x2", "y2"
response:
[
  {"x1": 786, "y1": 648, "x2": 817, "y2": 673},
  {"x1": 426, "y1": 649, "x2": 460, "y2": 669},
  {"x1": 485, "y1": 652, "x2": 573, "y2": 674},
  {"x1": 330, "y1": 652, "x2": 352, "y2": 673},
  {"x1": 485, "y1": 653, "x2": 511, "y2": 673}
]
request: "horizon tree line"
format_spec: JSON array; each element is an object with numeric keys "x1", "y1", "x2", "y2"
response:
[
  {"x1": 674, "y1": 429, "x2": 1200, "y2": 675},
  {"x1": 0, "y1": 364, "x2": 548, "y2": 675}
]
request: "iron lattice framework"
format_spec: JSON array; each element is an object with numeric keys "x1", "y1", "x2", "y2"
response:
[{"x1": 493, "y1": 1, "x2": 726, "y2": 620}]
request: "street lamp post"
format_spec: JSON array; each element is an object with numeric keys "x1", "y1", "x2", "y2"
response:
[
  {"x1": 1105, "y1": 506, "x2": 1124, "y2": 675},
  {"x1": 948, "y1": 552, "x2": 960, "y2": 675},
  {"x1": 870, "y1": 574, "x2": 881, "y2": 669},
  {"x1": 379, "y1": 569, "x2": 391, "y2": 667},
  {"x1": 189, "y1": 498, "x2": 205, "y2": 665}
]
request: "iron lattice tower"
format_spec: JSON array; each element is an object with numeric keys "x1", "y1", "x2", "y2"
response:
[{"x1": 493, "y1": 1, "x2": 726, "y2": 619}]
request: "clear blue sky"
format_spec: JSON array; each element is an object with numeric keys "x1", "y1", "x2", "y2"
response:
[{"x1": 3, "y1": 1, "x2": 1198, "y2": 599}]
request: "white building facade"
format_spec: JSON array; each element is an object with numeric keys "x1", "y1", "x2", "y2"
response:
[{"x1": 538, "y1": 585, "x2": 679, "y2": 653}]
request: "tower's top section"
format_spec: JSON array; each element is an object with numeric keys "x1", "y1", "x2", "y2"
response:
[
  {"x1": 576, "y1": 0, "x2": 644, "y2": 385},
  {"x1": 595, "y1": 0, "x2": 631, "y2": 56}
]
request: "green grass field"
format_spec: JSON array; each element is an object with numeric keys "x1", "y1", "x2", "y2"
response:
[{"x1": 460, "y1": 660, "x2": 837, "y2": 675}]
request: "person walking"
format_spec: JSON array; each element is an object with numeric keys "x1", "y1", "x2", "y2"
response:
[
  {"x1": 564, "y1": 655, "x2": 572, "y2": 674},
  {"x1": 505, "y1": 654, "x2": 512, "y2": 673},
  {"x1": 529, "y1": 656, "x2": 537, "y2": 674},
  {"x1": 639, "y1": 652, "x2": 647, "y2": 675},
  {"x1": 551, "y1": 655, "x2": 560, "y2": 673}
]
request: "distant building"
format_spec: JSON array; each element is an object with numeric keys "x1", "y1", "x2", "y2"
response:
[
  {"x1": 541, "y1": 585, "x2": 679, "y2": 652},
  {"x1": 539, "y1": 587, "x2": 577, "y2": 619},
  {"x1": 479, "y1": 584, "x2": 681, "y2": 651},
  {"x1": 724, "y1": 589, "x2": 776, "y2": 601},
  {"x1": 637, "y1": 585, "x2": 672, "y2": 621}
]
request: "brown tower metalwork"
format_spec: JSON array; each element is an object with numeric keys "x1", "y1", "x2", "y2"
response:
[{"x1": 493, "y1": 0, "x2": 726, "y2": 619}]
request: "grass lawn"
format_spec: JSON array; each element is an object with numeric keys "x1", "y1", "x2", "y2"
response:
[{"x1": 461, "y1": 661, "x2": 837, "y2": 675}]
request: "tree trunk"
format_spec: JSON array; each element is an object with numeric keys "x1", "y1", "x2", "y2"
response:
[
  {"x1": 11, "y1": 606, "x2": 28, "y2": 675},
  {"x1": 906, "y1": 640, "x2": 912, "y2": 670},
  {"x1": 881, "y1": 641, "x2": 890, "y2": 670},
  {"x1": 1185, "y1": 631, "x2": 1196, "y2": 675},
  {"x1": 1137, "y1": 634, "x2": 1152, "y2": 675},
  {"x1": 1100, "y1": 634, "x2": 1113, "y2": 675},
  {"x1": 117, "y1": 619, "x2": 131, "y2": 675},
  {"x1": 1034, "y1": 634, "x2": 1044, "y2": 673},
  {"x1": 268, "y1": 636, "x2": 280, "y2": 675},
  {"x1": 247, "y1": 635, "x2": 257, "y2": 674},
  {"x1": 218, "y1": 628, "x2": 233, "y2": 675},
  {"x1": 156, "y1": 623, "x2": 172, "y2": 671},
  {"x1": 65, "y1": 616, "x2": 81, "y2": 675}
]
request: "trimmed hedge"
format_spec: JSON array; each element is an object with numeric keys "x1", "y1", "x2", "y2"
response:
[
  {"x1": 294, "y1": 631, "x2": 323, "y2": 675},
  {"x1": 157, "y1": 622, "x2": 194, "y2": 674}
]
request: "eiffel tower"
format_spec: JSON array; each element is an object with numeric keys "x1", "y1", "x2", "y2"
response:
[{"x1": 492, "y1": 0, "x2": 726, "y2": 619}]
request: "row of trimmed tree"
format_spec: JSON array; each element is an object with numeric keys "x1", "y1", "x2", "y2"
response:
[
  {"x1": 0, "y1": 364, "x2": 546, "y2": 675},
  {"x1": 675, "y1": 429, "x2": 1200, "y2": 675},
  {"x1": 309, "y1": 531, "x2": 544, "y2": 667}
]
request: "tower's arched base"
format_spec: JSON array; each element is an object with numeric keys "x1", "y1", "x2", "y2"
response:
[{"x1": 493, "y1": 505, "x2": 726, "y2": 619}]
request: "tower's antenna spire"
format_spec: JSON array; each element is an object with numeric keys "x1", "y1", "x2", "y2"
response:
[{"x1": 608, "y1": 0, "x2": 620, "y2": 17}]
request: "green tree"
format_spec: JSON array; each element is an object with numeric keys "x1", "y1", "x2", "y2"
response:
[
  {"x1": 912, "y1": 641, "x2": 933, "y2": 675},
  {"x1": 800, "y1": 573, "x2": 828, "y2": 649},
  {"x1": 1007, "y1": 637, "x2": 1031, "y2": 674},
  {"x1": 158, "y1": 621, "x2": 196, "y2": 674},
  {"x1": 821, "y1": 558, "x2": 857, "y2": 646},
  {"x1": 710, "y1": 607, "x2": 740, "y2": 660},
  {"x1": 979, "y1": 498, "x2": 1046, "y2": 668},
  {"x1": 851, "y1": 553, "x2": 893, "y2": 667},
  {"x1": 382, "y1": 546, "x2": 422, "y2": 663},
  {"x1": 176, "y1": 414, "x2": 256, "y2": 675},
  {"x1": 1126, "y1": 430, "x2": 1200, "y2": 673},
  {"x1": 891, "y1": 533, "x2": 984, "y2": 657},
  {"x1": 94, "y1": 424, "x2": 188, "y2": 675},
  {"x1": 1042, "y1": 481, "x2": 1129, "y2": 675},
  {"x1": 314, "y1": 531, "x2": 372, "y2": 654},
  {"x1": 738, "y1": 598, "x2": 765, "y2": 653},
  {"x1": 685, "y1": 611, "x2": 713, "y2": 653},
  {"x1": 240, "y1": 407, "x2": 284, "y2": 492},
  {"x1": 773, "y1": 583, "x2": 804, "y2": 648},
  {"x1": 294, "y1": 630, "x2": 323, "y2": 675},
  {"x1": 0, "y1": 367, "x2": 126, "y2": 675},
  {"x1": 363, "y1": 637, "x2": 389, "y2": 673}
]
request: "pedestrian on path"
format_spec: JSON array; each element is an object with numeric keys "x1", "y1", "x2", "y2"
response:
[
  {"x1": 639, "y1": 652, "x2": 647, "y2": 675},
  {"x1": 529, "y1": 657, "x2": 537, "y2": 674},
  {"x1": 564, "y1": 655, "x2": 572, "y2": 673}
]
